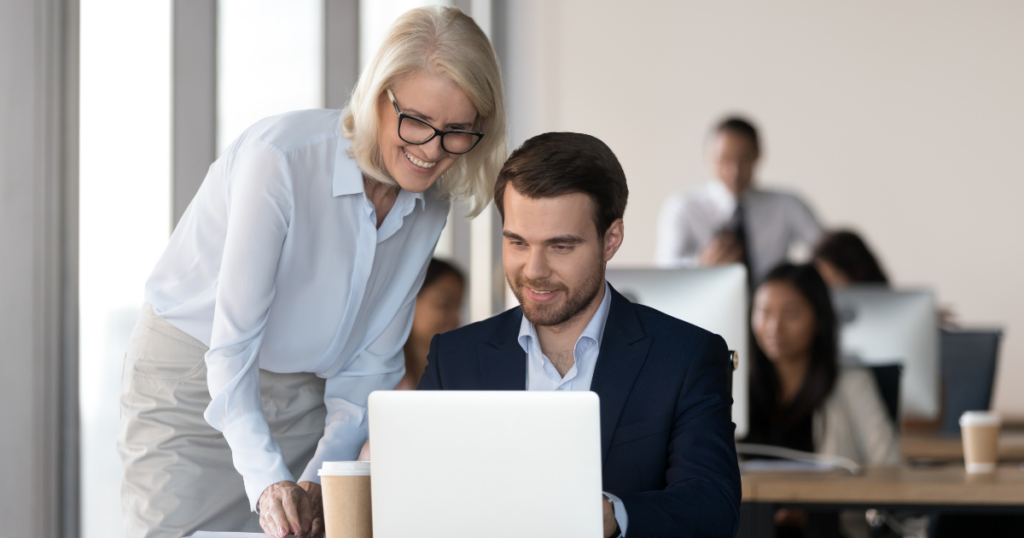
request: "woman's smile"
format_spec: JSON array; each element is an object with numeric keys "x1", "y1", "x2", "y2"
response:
[{"x1": 402, "y1": 147, "x2": 437, "y2": 169}]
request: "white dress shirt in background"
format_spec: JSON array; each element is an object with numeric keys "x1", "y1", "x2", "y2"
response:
[
  {"x1": 145, "y1": 109, "x2": 450, "y2": 507},
  {"x1": 655, "y1": 180, "x2": 823, "y2": 283},
  {"x1": 517, "y1": 282, "x2": 629, "y2": 535}
]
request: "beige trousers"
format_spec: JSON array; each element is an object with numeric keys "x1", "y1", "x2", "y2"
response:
[{"x1": 118, "y1": 304, "x2": 326, "y2": 538}]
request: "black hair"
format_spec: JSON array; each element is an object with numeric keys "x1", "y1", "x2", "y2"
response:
[
  {"x1": 420, "y1": 258, "x2": 465, "y2": 294},
  {"x1": 713, "y1": 116, "x2": 760, "y2": 154},
  {"x1": 494, "y1": 132, "x2": 628, "y2": 239},
  {"x1": 813, "y1": 230, "x2": 889, "y2": 285},
  {"x1": 745, "y1": 263, "x2": 839, "y2": 451}
]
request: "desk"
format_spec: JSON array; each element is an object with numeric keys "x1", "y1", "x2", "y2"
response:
[
  {"x1": 739, "y1": 465, "x2": 1024, "y2": 538},
  {"x1": 902, "y1": 430, "x2": 1024, "y2": 461}
]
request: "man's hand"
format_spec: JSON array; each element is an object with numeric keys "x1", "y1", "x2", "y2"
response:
[
  {"x1": 603, "y1": 496, "x2": 619, "y2": 538},
  {"x1": 774, "y1": 508, "x2": 808, "y2": 528},
  {"x1": 298, "y1": 481, "x2": 324, "y2": 538},
  {"x1": 698, "y1": 231, "x2": 744, "y2": 266},
  {"x1": 357, "y1": 439, "x2": 371, "y2": 461},
  {"x1": 258, "y1": 480, "x2": 315, "y2": 538}
]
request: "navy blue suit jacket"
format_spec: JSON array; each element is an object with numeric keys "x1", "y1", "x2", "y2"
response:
[{"x1": 417, "y1": 285, "x2": 741, "y2": 538}]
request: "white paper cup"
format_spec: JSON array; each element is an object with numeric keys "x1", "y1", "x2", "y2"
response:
[
  {"x1": 319, "y1": 461, "x2": 372, "y2": 538},
  {"x1": 959, "y1": 411, "x2": 1001, "y2": 474}
]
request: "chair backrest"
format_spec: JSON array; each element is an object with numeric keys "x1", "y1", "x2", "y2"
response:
[
  {"x1": 940, "y1": 328, "x2": 1003, "y2": 434},
  {"x1": 868, "y1": 364, "x2": 902, "y2": 425},
  {"x1": 726, "y1": 350, "x2": 738, "y2": 399}
]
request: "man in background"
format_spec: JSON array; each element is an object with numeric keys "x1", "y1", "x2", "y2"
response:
[{"x1": 655, "y1": 117, "x2": 822, "y2": 284}]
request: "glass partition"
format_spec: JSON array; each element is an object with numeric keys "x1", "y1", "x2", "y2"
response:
[
  {"x1": 218, "y1": 0, "x2": 325, "y2": 152},
  {"x1": 79, "y1": 2, "x2": 172, "y2": 537}
]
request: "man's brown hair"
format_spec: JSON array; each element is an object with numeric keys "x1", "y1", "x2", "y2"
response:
[{"x1": 493, "y1": 132, "x2": 629, "y2": 239}]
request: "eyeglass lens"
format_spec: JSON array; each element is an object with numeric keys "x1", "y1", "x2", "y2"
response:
[{"x1": 399, "y1": 116, "x2": 480, "y2": 154}]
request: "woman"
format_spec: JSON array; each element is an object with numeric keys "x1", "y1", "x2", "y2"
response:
[
  {"x1": 812, "y1": 229, "x2": 889, "y2": 288},
  {"x1": 745, "y1": 264, "x2": 900, "y2": 536},
  {"x1": 117, "y1": 7, "x2": 507, "y2": 538},
  {"x1": 395, "y1": 258, "x2": 465, "y2": 390},
  {"x1": 745, "y1": 263, "x2": 899, "y2": 463}
]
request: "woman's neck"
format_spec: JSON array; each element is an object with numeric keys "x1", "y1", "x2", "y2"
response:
[
  {"x1": 773, "y1": 355, "x2": 811, "y2": 406},
  {"x1": 363, "y1": 176, "x2": 400, "y2": 228}
]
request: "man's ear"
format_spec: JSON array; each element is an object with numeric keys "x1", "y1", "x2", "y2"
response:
[{"x1": 603, "y1": 219, "x2": 624, "y2": 262}]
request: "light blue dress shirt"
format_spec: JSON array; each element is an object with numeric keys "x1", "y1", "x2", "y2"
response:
[
  {"x1": 517, "y1": 281, "x2": 629, "y2": 536},
  {"x1": 145, "y1": 109, "x2": 450, "y2": 509}
]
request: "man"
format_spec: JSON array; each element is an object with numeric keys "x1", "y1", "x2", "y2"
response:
[
  {"x1": 655, "y1": 116, "x2": 822, "y2": 284},
  {"x1": 419, "y1": 132, "x2": 741, "y2": 537}
]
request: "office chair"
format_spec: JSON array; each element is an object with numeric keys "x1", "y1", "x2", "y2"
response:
[
  {"x1": 727, "y1": 350, "x2": 738, "y2": 395},
  {"x1": 868, "y1": 364, "x2": 902, "y2": 425},
  {"x1": 940, "y1": 328, "x2": 1003, "y2": 435}
]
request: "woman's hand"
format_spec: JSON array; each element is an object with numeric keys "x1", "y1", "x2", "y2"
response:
[
  {"x1": 298, "y1": 481, "x2": 324, "y2": 538},
  {"x1": 258, "y1": 480, "x2": 315, "y2": 538}
]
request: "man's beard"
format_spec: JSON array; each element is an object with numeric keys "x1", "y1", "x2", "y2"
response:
[{"x1": 511, "y1": 265, "x2": 604, "y2": 328}]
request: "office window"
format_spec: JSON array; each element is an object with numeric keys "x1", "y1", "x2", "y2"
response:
[
  {"x1": 79, "y1": 2, "x2": 172, "y2": 538},
  {"x1": 218, "y1": 0, "x2": 325, "y2": 153}
]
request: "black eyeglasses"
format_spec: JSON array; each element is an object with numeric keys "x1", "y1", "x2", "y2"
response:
[{"x1": 387, "y1": 88, "x2": 484, "y2": 155}]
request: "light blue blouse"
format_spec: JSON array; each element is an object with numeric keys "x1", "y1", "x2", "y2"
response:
[{"x1": 145, "y1": 109, "x2": 450, "y2": 509}]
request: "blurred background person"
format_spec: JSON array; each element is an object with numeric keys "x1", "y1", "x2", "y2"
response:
[
  {"x1": 396, "y1": 258, "x2": 465, "y2": 390},
  {"x1": 745, "y1": 263, "x2": 899, "y2": 463},
  {"x1": 812, "y1": 229, "x2": 890, "y2": 288},
  {"x1": 745, "y1": 263, "x2": 900, "y2": 536},
  {"x1": 655, "y1": 117, "x2": 823, "y2": 284},
  {"x1": 813, "y1": 229, "x2": 956, "y2": 328}
]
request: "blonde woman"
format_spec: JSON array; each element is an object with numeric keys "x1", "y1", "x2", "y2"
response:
[{"x1": 118, "y1": 7, "x2": 507, "y2": 538}]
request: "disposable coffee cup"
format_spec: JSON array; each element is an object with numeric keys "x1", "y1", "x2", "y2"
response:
[
  {"x1": 959, "y1": 411, "x2": 1001, "y2": 474},
  {"x1": 319, "y1": 461, "x2": 372, "y2": 538}
]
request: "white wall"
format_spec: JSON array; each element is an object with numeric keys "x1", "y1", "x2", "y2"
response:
[{"x1": 502, "y1": 0, "x2": 1024, "y2": 418}]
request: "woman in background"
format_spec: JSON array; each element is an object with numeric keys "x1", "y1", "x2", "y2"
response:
[
  {"x1": 745, "y1": 263, "x2": 900, "y2": 463},
  {"x1": 745, "y1": 263, "x2": 900, "y2": 536},
  {"x1": 812, "y1": 229, "x2": 889, "y2": 288},
  {"x1": 396, "y1": 258, "x2": 465, "y2": 390}
]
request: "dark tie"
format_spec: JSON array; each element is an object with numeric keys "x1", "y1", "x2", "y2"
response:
[{"x1": 722, "y1": 201, "x2": 753, "y2": 287}]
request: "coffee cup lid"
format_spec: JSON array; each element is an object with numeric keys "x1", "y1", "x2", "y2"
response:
[
  {"x1": 959, "y1": 411, "x2": 1001, "y2": 427},
  {"x1": 319, "y1": 461, "x2": 371, "y2": 476}
]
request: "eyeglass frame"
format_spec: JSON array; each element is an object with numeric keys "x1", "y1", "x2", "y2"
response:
[{"x1": 386, "y1": 88, "x2": 484, "y2": 155}]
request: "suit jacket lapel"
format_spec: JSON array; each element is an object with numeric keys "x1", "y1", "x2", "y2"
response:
[
  {"x1": 478, "y1": 308, "x2": 528, "y2": 390},
  {"x1": 591, "y1": 286, "x2": 653, "y2": 463}
]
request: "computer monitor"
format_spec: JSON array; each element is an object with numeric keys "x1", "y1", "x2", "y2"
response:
[
  {"x1": 831, "y1": 287, "x2": 939, "y2": 419},
  {"x1": 605, "y1": 265, "x2": 749, "y2": 438}
]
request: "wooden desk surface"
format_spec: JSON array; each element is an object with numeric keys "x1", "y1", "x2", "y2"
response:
[
  {"x1": 902, "y1": 431, "x2": 1024, "y2": 461},
  {"x1": 742, "y1": 465, "x2": 1024, "y2": 505}
]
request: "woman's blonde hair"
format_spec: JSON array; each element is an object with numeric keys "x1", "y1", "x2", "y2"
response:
[{"x1": 342, "y1": 6, "x2": 507, "y2": 218}]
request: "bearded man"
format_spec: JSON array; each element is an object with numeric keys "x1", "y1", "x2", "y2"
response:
[{"x1": 418, "y1": 132, "x2": 741, "y2": 538}]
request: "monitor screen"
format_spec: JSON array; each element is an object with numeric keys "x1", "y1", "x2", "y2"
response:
[
  {"x1": 605, "y1": 265, "x2": 749, "y2": 438},
  {"x1": 831, "y1": 287, "x2": 939, "y2": 419}
]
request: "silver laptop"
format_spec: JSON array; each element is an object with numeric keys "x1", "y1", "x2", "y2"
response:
[{"x1": 368, "y1": 391, "x2": 603, "y2": 538}]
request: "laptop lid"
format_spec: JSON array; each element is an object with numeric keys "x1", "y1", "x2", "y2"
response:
[{"x1": 368, "y1": 391, "x2": 603, "y2": 538}]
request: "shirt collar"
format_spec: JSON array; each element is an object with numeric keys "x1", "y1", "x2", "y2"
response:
[
  {"x1": 332, "y1": 134, "x2": 428, "y2": 212},
  {"x1": 708, "y1": 179, "x2": 738, "y2": 212},
  {"x1": 376, "y1": 188, "x2": 427, "y2": 242},
  {"x1": 332, "y1": 135, "x2": 365, "y2": 197},
  {"x1": 517, "y1": 280, "x2": 613, "y2": 356}
]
